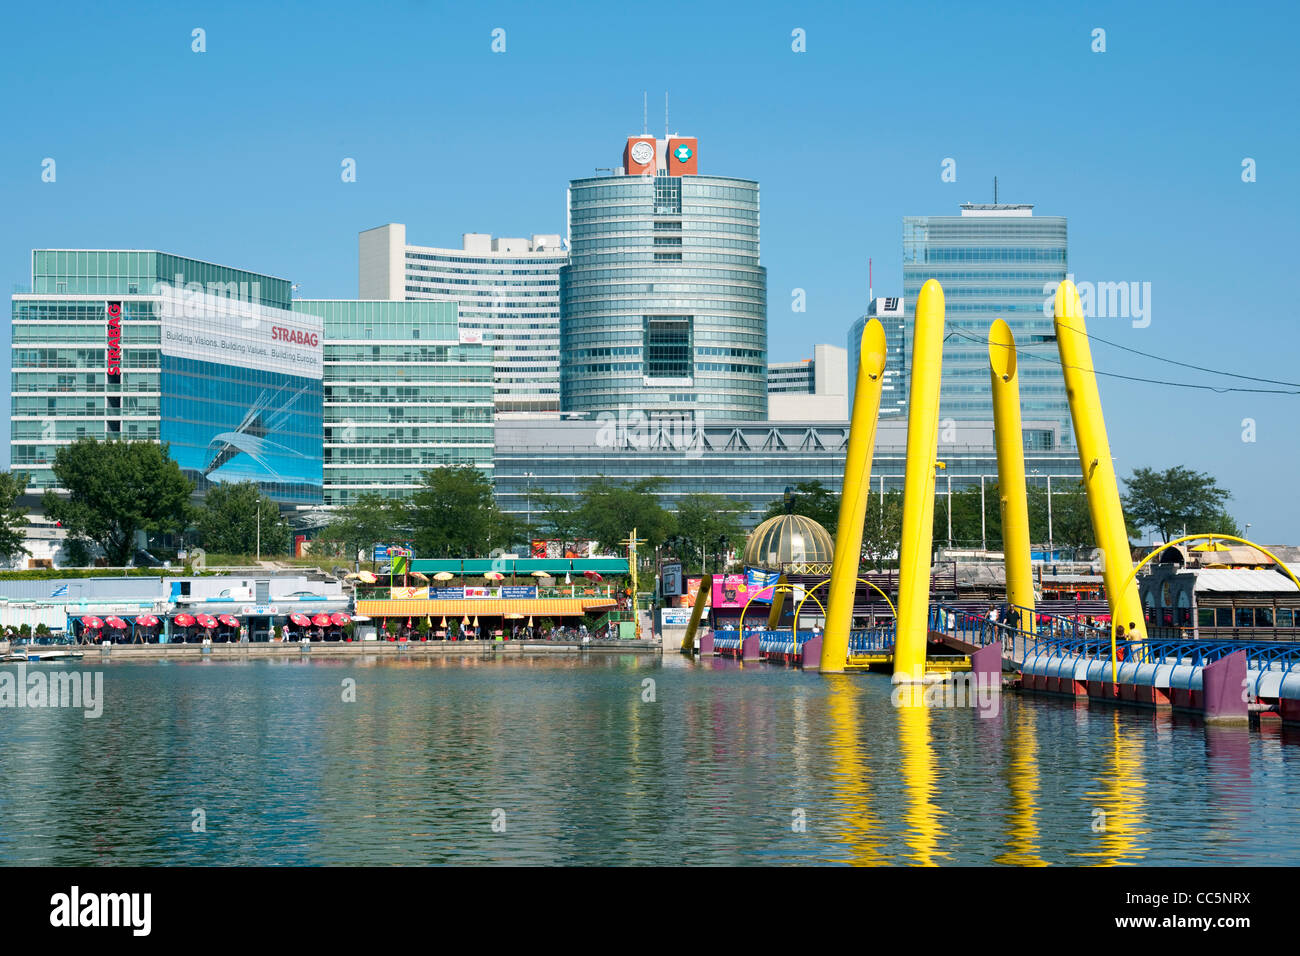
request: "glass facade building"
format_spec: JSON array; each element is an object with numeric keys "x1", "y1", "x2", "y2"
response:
[
  {"x1": 12, "y1": 251, "x2": 323, "y2": 505},
  {"x1": 291, "y1": 300, "x2": 494, "y2": 505},
  {"x1": 902, "y1": 204, "x2": 1071, "y2": 450},
  {"x1": 494, "y1": 419, "x2": 1082, "y2": 532},
  {"x1": 849, "y1": 297, "x2": 908, "y2": 417},
  {"x1": 560, "y1": 173, "x2": 767, "y2": 421},
  {"x1": 359, "y1": 225, "x2": 567, "y2": 415}
]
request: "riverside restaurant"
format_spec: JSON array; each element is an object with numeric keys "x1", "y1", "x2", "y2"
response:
[
  {"x1": 353, "y1": 557, "x2": 633, "y2": 640},
  {"x1": 0, "y1": 574, "x2": 349, "y2": 643}
]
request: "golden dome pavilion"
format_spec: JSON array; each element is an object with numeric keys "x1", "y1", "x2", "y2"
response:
[{"x1": 743, "y1": 513, "x2": 834, "y2": 569}]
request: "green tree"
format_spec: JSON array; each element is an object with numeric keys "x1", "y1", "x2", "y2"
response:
[
  {"x1": 411, "y1": 467, "x2": 517, "y2": 557},
  {"x1": 43, "y1": 438, "x2": 193, "y2": 566},
  {"x1": 316, "y1": 493, "x2": 410, "y2": 562},
  {"x1": 0, "y1": 471, "x2": 30, "y2": 563},
  {"x1": 525, "y1": 489, "x2": 584, "y2": 542},
  {"x1": 1028, "y1": 482, "x2": 1096, "y2": 553},
  {"x1": 671, "y1": 494, "x2": 746, "y2": 573},
  {"x1": 933, "y1": 484, "x2": 993, "y2": 550},
  {"x1": 574, "y1": 477, "x2": 674, "y2": 552},
  {"x1": 1121, "y1": 465, "x2": 1235, "y2": 544},
  {"x1": 860, "y1": 488, "x2": 904, "y2": 570},
  {"x1": 760, "y1": 480, "x2": 839, "y2": 536},
  {"x1": 194, "y1": 481, "x2": 292, "y2": 556}
]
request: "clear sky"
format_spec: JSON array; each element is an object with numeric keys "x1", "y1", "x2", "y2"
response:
[{"x1": 2, "y1": 1, "x2": 1297, "y2": 539}]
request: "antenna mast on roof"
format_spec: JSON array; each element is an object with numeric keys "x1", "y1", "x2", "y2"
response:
[
  {"x1": 664, "y1": 92, "x2": 669, "y2": 138},
  {"x1": 643, "y1": 92, "x2": 647, "y2": 135},
  {"x1": 868, "y1": 258, "x2": 873, "y2": 303},
  {"x1": 993, "y1": 176, "x2": 999, "y2": 204}
]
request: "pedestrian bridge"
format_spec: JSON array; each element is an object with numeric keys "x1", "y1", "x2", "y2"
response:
[{"x1": 706, "y1": 602, "x2": 1300, "y2": 724}]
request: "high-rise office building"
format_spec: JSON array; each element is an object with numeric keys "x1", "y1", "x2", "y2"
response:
[
  {"x1": 290, "y1": 300, "x2": 494, "y2": 505},
  {"x1": 358, "y1": 223, "x2": 566, "y2": 415},
  {"x1": 559, "y1": 134, "x2": 767, "y2": 421},
  {"x1": 902, "y1": 203, "x2": 1070, "y2": 450},
  {"x1": 11, "y1": 250, "x2": 323, "y2": 505},
  {"x1": 848, "y1": 296, "x2": 907, "y2": 415}
]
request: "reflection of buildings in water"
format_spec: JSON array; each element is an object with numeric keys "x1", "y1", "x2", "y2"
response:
[
  {"x1": 825, "y1": 681, "x2": 889, "y2": 864},
  {"x1": 790, "y1": 694, "x2": 813, "y2": 796},
  {"x1": 1073, "y1": 711, "x2": 1149, "y2": 865},
  {"x1": 897, "y1": 702, "x2": 950, "y2": 865},
  {"x1": 995, "y1": 703, "x2": 1046, "y2": 866}
]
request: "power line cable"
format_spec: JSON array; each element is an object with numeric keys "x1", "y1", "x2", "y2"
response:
[
  {"x1": 1052, "y1": 318, "x2": 1300, "y2": 389},
  {"x1": 949, "y1": 328, "x2": 1300, "y2": 395}
]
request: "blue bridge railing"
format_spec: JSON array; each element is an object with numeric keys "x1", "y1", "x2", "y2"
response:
[
  {"x1": 928, "y1": 602, "x2": 1111, "y2": 660},
  {"x1": 1022, "y1": 633, "x2": 1300, "y2": 672}
]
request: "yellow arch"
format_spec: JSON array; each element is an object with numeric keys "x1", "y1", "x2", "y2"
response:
[
  {"x1": 737, "y1": 584, "x2": 824, "y2": 637},
  {"x1": 793, "y1": 576, "x2": 898, "y2": 646},
  {"x1": 1107, "y1": 533, "x2": 1300, "y2": 682}
]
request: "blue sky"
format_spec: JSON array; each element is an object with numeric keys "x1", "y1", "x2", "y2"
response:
[{"x1": 2, "y1": 1, "x2": 1297, "y2": 539}]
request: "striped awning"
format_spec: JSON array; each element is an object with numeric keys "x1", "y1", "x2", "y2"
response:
[{"x1": 356, "y1": 598, "x2": 616, "y2": 618}]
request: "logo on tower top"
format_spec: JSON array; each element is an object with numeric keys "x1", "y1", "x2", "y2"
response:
[
  {"x1": 630, "y1": 141, "x2": 654, "y2": 165},
  {"x1": 673, "y1": 144, "x2": 693, "y2": 162}
]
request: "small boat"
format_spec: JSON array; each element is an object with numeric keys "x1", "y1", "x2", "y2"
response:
[
  {"x1": 23, "y1": 649, "x2": 85, "y2": 662},
  {"x1": 11, "y1": 637, "x2": 85, "y2": 662}
]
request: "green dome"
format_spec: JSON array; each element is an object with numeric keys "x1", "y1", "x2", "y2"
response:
[{"x1": 743, "y1": 513, "x2": 834, "y2": 569}]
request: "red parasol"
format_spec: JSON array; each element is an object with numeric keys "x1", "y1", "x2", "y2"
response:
[
  {"x1": 135, "y1": 614, "x2": 159, "y2": 628},
  {"x1": 583, "y1": 570, "x2": 603, "y2": 582},
  {"x1": 80, "y1": 616, "x2": 104, "y2": 629},
  {"x1": 218, "y1": 614, "x2": 240, "y2": 628},
  {"x1": 104, "y1": 616, "x2": 127, "y2": 629},
  {"x1": 172, "y1": 613, "x2": 196, "y2": 628},
  {"x1": 195, "y1": 614, "x2": 218, "y2": 629},
  {"x1": 312, "y1": 613, "x2": 332, "y2": 627},
  {"x1": 330, "y1": 612, "x2": 351, "y2": 626},
  {"x1": 289, "y1": 612, "x2": 312, "y2": 627}
]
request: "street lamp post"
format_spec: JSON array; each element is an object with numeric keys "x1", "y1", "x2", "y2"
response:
[
  {"x1": 1046, "y1": 475, "x2": 1053, "y2": 558},
  {"x1": 947, "y1": 473, "x2": 953, "y2": 549},
  {"x1": 523, "y1": 472, "x2": 536, "y2": 550},
  {"x1": 980, "y1": 474, "x2": 986, "y2": 552},
  {"x1": 1030, "y1": 468, "x2": 1053, "y2": 557},
  {"x1": 256, "y1": 504, "x2": 261, "y2": 563}
]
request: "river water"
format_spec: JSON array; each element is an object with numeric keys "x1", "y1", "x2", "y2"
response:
[{"x1": 1, "y1": 654, "x2": 1296, "y2": 865}]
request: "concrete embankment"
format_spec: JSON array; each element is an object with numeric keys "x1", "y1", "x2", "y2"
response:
[{"x1": 5, "y1": 640, "x2": 663, "y2": 661}]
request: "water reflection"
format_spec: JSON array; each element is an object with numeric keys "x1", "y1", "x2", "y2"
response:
[
  {"x1": 0, "y1": 658, "x2": 1297, "y2": 865},
  {"x1": 897, "y1": 703, "x2": 949, "y2": 865},
  {"x1": 996, "y1": 704, "x2": 1046, "y2": 866},
  {"x1": 824, "y1": 678, "x2": 888, "y2": 864},
  {"x1": 1072, "y1": 711, "x2": 1149, "y2": 865}
]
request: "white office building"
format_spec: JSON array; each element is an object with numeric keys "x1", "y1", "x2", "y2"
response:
[
  {"x1": 359, "y1": 223, "x2": 567, "y2": 416},
  {"x1": 767, "y1": 344, "x2": 848, "y2": 422}
]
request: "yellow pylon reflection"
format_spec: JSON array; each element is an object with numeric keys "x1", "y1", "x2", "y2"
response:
[
  {"x1": 824, "y1": 681, "x2": 889, "y2": 864},
  {"x1": 1073, "y1": 711, "x2": 1149, "y2": 865},
  {"x1": 995, "y1": 704, "x2": 1046, "y2": 866},
  {"x1": 897, "y1": 702, "x2": 949, "y2": 865}
]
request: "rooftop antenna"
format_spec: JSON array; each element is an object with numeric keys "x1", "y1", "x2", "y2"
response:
[
  {"x1": 642, "y1": 92, "x2": 647, "y2": 135},
  {"x1": 993, "y1": 176, "x2": 999, "y2": 204},
  {"x1": 664, "y1": 91, "x2": 669, "y2": 138},
  {"x1": 868, "y1": 258, "x2": 873, "y2": 303}
]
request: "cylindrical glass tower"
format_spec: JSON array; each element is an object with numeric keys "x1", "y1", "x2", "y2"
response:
[{"x1": 561, "y1": 171, "x2": 767, "y2": 421}]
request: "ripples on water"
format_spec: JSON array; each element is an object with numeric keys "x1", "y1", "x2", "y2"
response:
[{"x1": 0, "y1": 655, "x2": 1296, "y2": 865}]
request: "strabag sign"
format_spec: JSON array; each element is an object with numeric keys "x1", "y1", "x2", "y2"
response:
[
  {"x1": 106, "y1": 302, "x2": 123, "y2": 377},
  {"x1": 157, "y1": 285, "x2": 322, "y2": 380}
]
